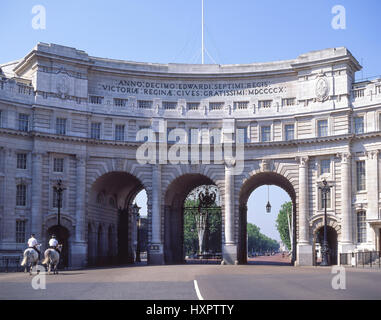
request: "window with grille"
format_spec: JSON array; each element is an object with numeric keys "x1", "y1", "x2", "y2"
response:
[
  {"x1": 16, "y1": 220, "x2": 26, "y2": 243},
  {"x1": 91, "y1": 122, "x2": 101, "y2": 139},
  {"x1": 353, "y1": 89, "x2": 365, "y2": 98},
  {"x1": 357, "y1": 211, "x2": 367, "y2": 243},
  {"x1": 236, "y1": 128, "x2": 248, "y2": 143},
  {"x1": 17, "y1": 153, "x2": 27, "y2": 169},
  {"x1": 187, "y1": 102, "x2": 200, "y2": 111},
  {"x1": 282, "y1": 98, "x2": 296, "y2": 107},
  {"x1": 114, "y1": 98, "x2": 128, "y2": 107},
  {"x1": 376, "y1": 86, "x2": 381, "y2": 95},
  {"x1": 284, "y1": 124, "x2": 294, "y2": 141},
  {"x1": 234, "y1": 101, "x2": 249, "y2": 110},
  {"x1": 115, "y1": 125, "x2": 125, "y2": 141},
  {"x1": 261, "y1": 126, "x2": 271, "y2": 142},
  {"x1": 258, "y1": 100, "x2": 272, "y2": 108},
  {"x1": 138, "y1": 100, "x2": 152, "y2": 109},
  {"x1": 53, "y1": 158, "x2": 64, "y2": 173},
  {"x1": 356, "y1": 160, "x2": 366, "y2": 191},
  {"x1": 89, "y1": 96, "x2": 103, "y2": 104},
  {"x1": 18, "y1": 114, "x2": 29, "y2": 132},
  {"x1": 163, "y1": 101, "x2": 177, "y2": 110},
  {"x1": 56, "y1": 118, "x2": 67, "y2": 135},
  {"x1": 317, "y1": 120, "x2": 328, "y2": 137},
  {"x1": 354, "y1": 116, "x2": 364, "y2": 134},
  {"x1": 320, "y1": 159, "x2": 330, "y2": 174},
  {"x1": 16, "y1": 184, "x2": 27, "y2": 206},
  {"x1": 209, "y1": 102, "x2": 224, "y2": 110}
]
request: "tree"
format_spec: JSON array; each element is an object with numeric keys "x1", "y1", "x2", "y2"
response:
[
  {"x1": 276, "y1": 201, "x2": 292, "y2": 251},
  {"x1": 247, "y1": 223, "x2": 279, "y2": 253}
]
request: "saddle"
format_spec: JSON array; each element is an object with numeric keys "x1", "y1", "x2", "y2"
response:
[
  {"x1": 49, "y1": 246, "x2": 61, "y2": 254},
  {"x1": 28, "y1": 246, "x2": 40, "y2": 254}
]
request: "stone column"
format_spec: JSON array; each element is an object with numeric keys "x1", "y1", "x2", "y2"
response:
[
  {"x1": 71, "y1": 155, "x2": 87, "y2": 268},
  {"x1": 31, "y1": 152, "x2": 43, "y2": 240},
  {"x1": 366, "y1": 150, "x2": 379, "y2": 248},
  {"x1": 2, "y1": 148, "x2": 16, "y2": 244},
  {"x1": 148, "y1": 164, "x2": 164, "y2": 264},
  {"x1": 339, "y1": 152, "x2": 354, "y2": 253},
  {"x1": 296, "y1": 156, "x2": 313, "y2": 266},
  {"x1": 222, "y1": 162, "x2": 237, "y2": 265}
]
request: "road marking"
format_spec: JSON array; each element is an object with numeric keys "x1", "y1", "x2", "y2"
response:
[{"x1": 194, "y1": 279, "x2": 204, "y2": 300}]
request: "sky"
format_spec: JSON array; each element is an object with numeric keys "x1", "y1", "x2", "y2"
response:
[{"x1": 1, "y1": 0, "x2": 379, "y2": 240}]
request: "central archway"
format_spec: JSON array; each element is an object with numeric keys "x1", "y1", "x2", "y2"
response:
[
  {"x1": 164, "y1": 174, "x2": 220, "y2": 264},
  {"x1": 238, "y1": 172, "x2": 297, "y2": 265}
]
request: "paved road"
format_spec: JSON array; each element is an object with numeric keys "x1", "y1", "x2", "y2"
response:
[{"x1": 0, "y1": 264, "x2": 380, "y2": 300}]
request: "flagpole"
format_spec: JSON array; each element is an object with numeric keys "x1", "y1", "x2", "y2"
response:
[{"x1": 201, "y1": 0, "x2": 204, "y2": 64}]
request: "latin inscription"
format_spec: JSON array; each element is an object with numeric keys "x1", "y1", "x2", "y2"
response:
[{"x1": 98, "y1": 79, "x2": 287, "y2": 97}]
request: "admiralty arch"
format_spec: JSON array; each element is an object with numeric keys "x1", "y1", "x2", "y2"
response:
[{"x1": 0, "y1": 43, "x2": 380, "y2": 268}]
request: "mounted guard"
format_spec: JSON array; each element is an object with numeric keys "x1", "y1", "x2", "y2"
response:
[{"x1": 21, "y1": 234, "x2": 41, "y2": 274}]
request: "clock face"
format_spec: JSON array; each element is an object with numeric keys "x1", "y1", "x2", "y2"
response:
[{"x1": 316, "y1": 77, "x2": 329, "y2": 101}]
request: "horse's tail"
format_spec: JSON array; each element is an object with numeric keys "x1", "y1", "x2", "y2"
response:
[
  {"x1": 21, "y1": 251, "x2": 29, "y2": 266},
  {"x1": 42, "y1": 251, "x2": 50, "y2": 265}
]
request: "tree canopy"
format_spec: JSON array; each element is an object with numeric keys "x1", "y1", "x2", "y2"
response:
[{"x1": 275, "y1": 201, "x2": 292, "y2": 251}]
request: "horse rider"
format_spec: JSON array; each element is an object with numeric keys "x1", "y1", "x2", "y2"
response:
[
  {"x1": 27, "y1": 233, "x2": 41, "y2": 260},
  {"x1": 49, "y1": 234, "x2": 61, "y2": 254}
]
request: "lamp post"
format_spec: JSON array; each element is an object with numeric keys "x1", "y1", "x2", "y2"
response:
[
  {"x1": 132, "y1": 203, "x2": 141, "y2": 263},
  {"x1": 53, "y1": 179, "x2": 66, "y2": 227},
  {"x1": 266, "y1": 185, "x2": 271, "y2": 213},
  {"x1": 318, "y1": 179, "x2": 332, "y2": 266}
]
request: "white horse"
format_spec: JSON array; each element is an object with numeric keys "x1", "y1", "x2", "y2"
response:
[
  {"x1": 42, "y1": 245, "x2": 62, "y2": 275},
  {"x1": 21, "y1": 244, "x2": 41, "y2": 275}
]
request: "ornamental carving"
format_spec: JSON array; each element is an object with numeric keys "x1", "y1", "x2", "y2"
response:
[{"x1": 315, "y1": 74, "x2": 329, "y2": 102}]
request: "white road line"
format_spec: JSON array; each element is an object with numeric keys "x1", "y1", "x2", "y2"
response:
[{"x1": 194, "y1": 279, "x2": 204, "y2": 300}]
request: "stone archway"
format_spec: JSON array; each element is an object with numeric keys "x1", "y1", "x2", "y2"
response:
[
  {"x1": 238, "y1": 171, "x2": 297, "y2": 265},
  {"x1": 88, "y1": 171, "x2": 147, "y2": 266},
  {"x1": 163, "y1": 173, "x2": 221, "y2": 264}
]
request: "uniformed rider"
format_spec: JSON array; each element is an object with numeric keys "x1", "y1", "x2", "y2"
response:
[
  {"x1": 27, "y1": 233, "x2": 41, "y2": 259},
  {"x1": 49, "y1": 234, "x2": 61, "y2": 254}
]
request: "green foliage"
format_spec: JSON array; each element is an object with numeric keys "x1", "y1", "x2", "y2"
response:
[
  {"x1": 247, "y1": 223, "x2": 279, "y2": 253},
  {"x1": 183, "y1": 199, "x2": 222, "y2": 256},
  {"x1": 275, "y1": 201, "x2": 292, "y2": 251}
]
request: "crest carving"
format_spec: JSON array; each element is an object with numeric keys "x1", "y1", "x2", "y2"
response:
[{"x1": 315, "y1": 73, "x2": 329, "y2": 102}]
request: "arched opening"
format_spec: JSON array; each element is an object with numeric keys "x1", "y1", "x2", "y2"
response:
[
  {"x1": 88, "y1": 171, "x2": 148, "y2": 266},
  {"x1": 238, "y1": 172, "x2": 297, "y2": 265},
  {"x1": 47, "y1": 225, "x2": 70, "y2": 269},
  {"x1": 164, "y1": 174, "x2": 220, "y2": 264},
  {"x1": 313, "y1": 226, "x2": 338, "y2": 266},
  {"x1": 183, "y1": 185, "x2": 222, "y2": 263}
]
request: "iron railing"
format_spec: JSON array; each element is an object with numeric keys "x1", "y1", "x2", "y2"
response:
[
  {"x1": 340, "y1": 251, "x2": 381, "y2": 268},
  {"x1": 0, "y1": 256, "x2": 22, "y2": 272}
]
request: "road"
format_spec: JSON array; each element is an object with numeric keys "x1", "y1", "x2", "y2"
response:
[{"x1": 0, "y1": 261, "x2": 380, "y2": 300}]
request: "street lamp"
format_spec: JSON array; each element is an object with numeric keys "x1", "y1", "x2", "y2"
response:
[
  {"x1": 53, "y1": 179, "x2": 66, "y2": 227},
  {"x1": 318, "y1": 179, "x2": 332, "y2": 266},
  {"x1": 266, "y1": 185, "x2": 271, "y2": 213},
  {"x1": 132, "y1": 203, "x2": 141, "y2": 263}
]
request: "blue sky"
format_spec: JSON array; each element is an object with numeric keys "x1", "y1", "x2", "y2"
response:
[{"x1": 1, "y1": 0, "x2": 379, "y2": 240}]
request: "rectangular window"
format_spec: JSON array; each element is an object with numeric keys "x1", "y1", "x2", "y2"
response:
[
  {"x1": 113, "y1": 98, "x2": 128, "y2": 107},
  {"x1": 258, "y1": 100, "x2": 272, "y2": 108},
  {"x1": 234, "y1": 101, "x2": 249, "y2": 110},
  {"x1": 282, "y1": 98, "x2": 296, "y2": 107},
  {"x1": 115, "y1": 125, "x2": 125, "y2": 141},
  {"x1": 376, "y1": 86, "x2": 381, "y2": 95},
  {"x1": 138, "y1": 100, "x2": 153, "y2": 109},
  {"x1": 18, "y1": 114, "x2": 29, "y2": 132},
  {"x1": 163, "y1": 101, "x2": 177, "y2": 110},
  {"x1": 53, "y1": 158, "x2": 64, "y2": 173},
  {"x1": 261, "y1": 126, "x2": 271, "y2": 142},
  {"x1": 189, "y1": 128, "x2": 199, "y2": 144},
  {"x1": 187, "y1": 102, "x2": 199, "y2": 111},
  {"x1": 353, "y1": 89, "x2": 365, "y2": 98},
  {"x1": 16, "y1": 153, "x2": 27, "y2": 169},
  {"x1": 284, "y1": 124, "x2": 294, "y2": 141},
  {"x1": 356, "y1": 160, "x2": 366, "y2": 191},
  {"x1": 320, "y1": 159, "x2": 330, "y2": 174},
  {"x1": 317, "y1": 119, "x2": 328, "y2": 137},
  {"x1": 209, "y1": 102, "x2": 224, "y2": 110},
  {"x1": 357, "y1": 211, "x2": 367, "y2": 243},
  {"x1": 90, "y1": 122, "x2": 101, "y2": 139},
  {"x1": 236, "y1": 127, "x2": 248, "y2": 143},
  {"x1": 354, "y1": 116, "x2": 364, "y2": 134},
  {"x1": 16, "y1": 184, "x2": 27, "y2": 206},
  {"x1": 16, "y1": 220, "x2": 26, "y2": 244},
  {"x1": 89, "y1": 96, "x2": 103, "y2": 104},
  {"x1": 320, "y1": 189, "x2": 331, "y2": 209},
  {"x1": 56, "y1": 118, "x2": 67, "y2": 135}
]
